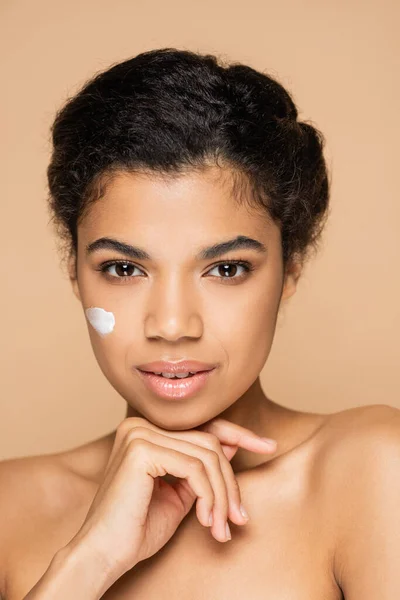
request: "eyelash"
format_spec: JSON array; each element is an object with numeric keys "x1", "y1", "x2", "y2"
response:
[{"x1": 96, "y1": 258, "x2": 256, "y2": 285}]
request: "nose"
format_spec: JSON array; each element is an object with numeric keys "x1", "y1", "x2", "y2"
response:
[{"x1": 144, "y1": 275, "x2": 203, "y2": 342}]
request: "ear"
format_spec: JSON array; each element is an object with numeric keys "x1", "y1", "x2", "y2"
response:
[
  {"x1": 67, "y1": 252, "x2": 81, "y2": 302},
  {"x1": 280, "y1": 259, "x2": 303, "y2": 302}
]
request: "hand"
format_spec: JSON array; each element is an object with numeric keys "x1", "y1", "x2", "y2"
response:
[{"x1": 66, "y1": 416, "x2": 277, "y2": 586}]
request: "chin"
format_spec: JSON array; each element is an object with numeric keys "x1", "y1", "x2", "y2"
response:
[{"x1": 138, "y1": 408, "x2": 218, "y2": 432}]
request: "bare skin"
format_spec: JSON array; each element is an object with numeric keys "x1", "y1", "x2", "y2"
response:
[
  {"x1": 1, "y1": 402, "x2": 398, "y2": 599},
  {"x1": 1, "y1": 167, "x2": 399, "y2": 598}
]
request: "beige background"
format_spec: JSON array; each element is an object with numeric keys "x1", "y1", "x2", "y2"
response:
[{"x1": 1, "y1": 0, "x2": 399, "y2": 461}]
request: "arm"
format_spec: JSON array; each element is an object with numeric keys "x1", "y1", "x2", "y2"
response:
[
  {"x1": 23, "y1": 539, "x2": 112, "y2": 600},
  {"x1": 333, "y1": 405, "x2": 400, "y2": 598}
]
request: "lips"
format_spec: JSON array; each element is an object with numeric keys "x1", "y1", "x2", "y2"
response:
[
  {"x1": 137, "y1": 368, "x2": 215, "y2": 400},
  {"x1": 136, "y1": 360, "x2": 217, "y2": 375}
]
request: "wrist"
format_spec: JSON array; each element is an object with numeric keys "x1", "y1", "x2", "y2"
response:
[
  {"x1": 23, "y1": 538, "x2": 108, "y2": 600},
  {"x1": 52, "y1": 536, "x2": 114, "y2": 598}
]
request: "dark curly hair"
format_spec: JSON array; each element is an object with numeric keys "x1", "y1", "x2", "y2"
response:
[{"x1": 46, "y1": 47, "x2": 331, "y2": 276}]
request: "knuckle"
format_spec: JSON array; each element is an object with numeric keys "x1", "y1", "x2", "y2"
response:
[
  {"x1": 187, "y1": 456, "x2": 205, "y2": 472},
  {"x1": 116, "y1": 417, "x2": 145, "y2": 436},
  {"x1": 116, "y1": 418, "x2": 128, "y2": 432},
  {"x1": 115, "y1": 420, "x2": 128, "y2": 441},
  {"x1": 202, "y1": 432, "x2": 221, "y2": 451},
  {"x1": 126, "y1": 437, "x2": 149, "y2": 458},
  {"x1": 206, "y1": 449, "x2": 221, "y2": 467},
  {"x1": 124, "y1": 426, "x2": 149, "y2": 445}
]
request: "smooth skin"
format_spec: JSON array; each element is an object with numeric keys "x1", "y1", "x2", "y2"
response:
[
  {"x1": 22, "y1": 417, "x2": 280, "y2": 598},
  {"x1": 1, "y1": 166, "x2": 399, "y2": 599}
]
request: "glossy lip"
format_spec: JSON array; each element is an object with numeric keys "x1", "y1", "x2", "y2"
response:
[
  {"x1": 136, "y1": 360, "x2": 217, "y2": 374},
  {"x1": 136, "y1": 367, "x2": 216, "y2": 400}
]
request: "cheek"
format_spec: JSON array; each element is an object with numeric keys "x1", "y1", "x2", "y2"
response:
[
  {"x1": 209, "y1": 290, "x2": 280, "y2": 370},
  {"x1": 83, "y1": 305, "x2": 131, "y2": 386},
  {"x1": 211, "y1": 299, "x2": 277, "y2": 405},
  {"x1": 85, "y1": 307, "x2": 115, "y2": 336}
]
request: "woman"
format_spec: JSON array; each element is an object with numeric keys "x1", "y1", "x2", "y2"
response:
[{"x1": 0, "y1": 47, "x2": 399, "y2": 599}]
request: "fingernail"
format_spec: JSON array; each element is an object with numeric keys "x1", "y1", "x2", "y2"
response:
[
  {"x1": 209, "y1": 512, "x2": 213, "y2": 527},
  {"x1": 240, "y1": 504, "x2": 249, "y2": 520},
  {"x1": 225, "y1": 522, "x2": 231, "y2": 540}
]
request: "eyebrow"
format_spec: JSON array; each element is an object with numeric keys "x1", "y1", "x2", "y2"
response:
[{"x1": 85, "y1": 235, "x2": 268, "y2": 261}]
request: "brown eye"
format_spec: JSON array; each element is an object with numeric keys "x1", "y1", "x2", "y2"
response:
[
  {"x1": 217, "y1": 264, "x2": 239, "y2": 277},
  {"x1": 102, "y1": 262, "x2": 141, "y2": 278},
  {"x1": 207, "y1": 261, "x2": 251, "y2": 280},
  {"x1": 98, "y1": 259, "x2": 254, "y2": 284}
]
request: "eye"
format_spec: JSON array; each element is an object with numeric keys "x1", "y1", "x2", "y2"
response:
[
  {"x1": 206, "y1": 260, "x2": 254, "y2": 283},
  {"x1": 99, "y1": 260, "x2": 143, "y2": 280},
  {"x1": 96, "y1": 259, "x2": 255, "y2": 284}
]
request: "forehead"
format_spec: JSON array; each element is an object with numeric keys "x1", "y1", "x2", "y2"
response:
[{"x1": 79, "y1": 166, "x2": 278, "y2": 247}]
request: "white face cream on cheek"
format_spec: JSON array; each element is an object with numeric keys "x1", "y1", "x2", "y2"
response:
[{"x1": 85, "y1": 307, "x2": 115, "y2": 337}]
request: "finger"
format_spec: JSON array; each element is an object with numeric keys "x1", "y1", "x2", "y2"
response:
[
  {"x1": 198, "y1": 418, "x2": 278, "y2": 453},
  {"x1": 153, "y1": 429, "x2": 247, "y2": 526},
  {"x1": 115, "y1": 416, "x2": 276, "y2": 455},
  {"x1": 88, "y1": 418, "x2": 150, "y2": 514},
  {"x1": 103, "y1": 417, "x2": 151, "y2": 479},
  {"x1": 125, "y1": 439, "x2": 229, "y2": 541},
  {"x1": 120, "y1": 421, "x2": 247, "y2": 526},
  {"x1": 109, "y1": 418, "x2": 152, "y2": 460},
  {"x1": 186, "y1": 432, "x2": 248, "y2": 525},
  {"x1": 116, "y1": 417, "x2": 259, "y2": 527},
  {"x1": 125, "y1": 427, "x2": 231, "y2": 542},
  {"x1": 113, "y1": 438, "x2": 216, "y2": 533},
  {"x1": 103, "y1": 417, "x2": 270, "y2": 531}
]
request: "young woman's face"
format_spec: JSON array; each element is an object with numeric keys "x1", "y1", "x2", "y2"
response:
[{"x1": 70, "y1": 166, "x2": 299, "y2": 430}]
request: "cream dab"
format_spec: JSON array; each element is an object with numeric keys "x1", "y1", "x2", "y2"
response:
[{"x1": 85, "y1": 307, "x2": 115, "y2": 337}]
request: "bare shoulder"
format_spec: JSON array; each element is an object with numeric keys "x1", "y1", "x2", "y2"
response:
[
  {"x1": 311, "y1": 402, "x2": 400, "y2": 483},
  {"x1": 0, "y1": 450, "x2": 92, "y2": 519},
  {"x1": 268, "y1": 403, "x2": 400, "y2": 509},
  {"x1": 311, "y1": 403, "x2": 400, "y2": 589},
  {"x1": 0, "y1": 450, "x2": 95, "y2": 597},
  {"x1": 316, "y1": 402, "x2": 400, "y2": 457}
]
